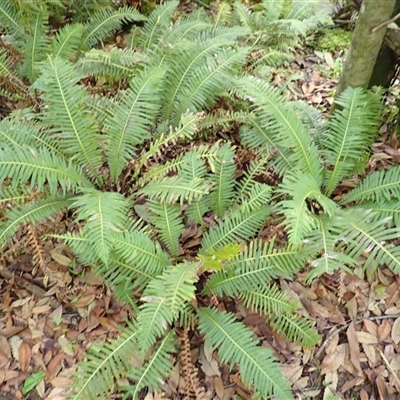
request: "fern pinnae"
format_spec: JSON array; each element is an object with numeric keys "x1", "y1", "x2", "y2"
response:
[
  {"x1": 0, "y1": 2, "x2": 18, "y2": 30},
  {"x1": 304, "y1": 214, "x2": 356, "y2": 282},
  {"x1": 347, "y1": 218, "x2": 400, "y2": 273},
  {"x1": 197, "y1": 307, "x2": 293, "y2": 399},
  {"x1": 71, "y1": 322, "x2": 139, "y2": 400},
  {"x1": 161, "y1": 31, "x2": 247, "y2": 120},
  {"x1": 322, "y1": 87, "x2": 382, "y2": 196},
  {"x1": 80, "y1": 6, "x2": 146, "y2": 51},
  {"x1": 270, "y1": 312, "x2": 320, "y2": 348},
  {"x1": 105, "y1": 67, "x2": 164, "y2": 182},
  {"x1": 235, "y1": 76, "x2": 321, "y2": 177},
  {"x1": 149, "y1": 201, "x2": 183, "y2": 258},
  {"x1": 209, "y1": 143, "x2": 236, "y2": 217},
  {"x1": 33, "y1": 57, "x2": 103, "y2": 180},
  {"x1": 171, "y1": 47, "x2": 250, "y2": 123},
  {"x1": 135, "y1": 298, "x2": 173, "y2": 355},
  {"x1": 205, "y1": 241, "x2": 305, "y2": 296},
  {"x1": 71, "y1": 190, "x2": 130, "y2": 263},
  {"x1": 200, "y1": 207, "x2": 270, "y2": 255},
  {"x1": 0, "y1": 146, "x2": 92, "y2": 195},
  {"x1": 140, "y1": 1, "x2": 179, "y2": 51},
  {"x1": 357, "y1": 200, "x2": 400, "y2": 227},
  {"x1": 126, "y1": 330, "x2": 175, "y2": 399},
  {"x1": 22, "y1": 9, "x2": 49, "y2": 82},
  {"x1": 52, "y1": 23, "x2": 85, "y2": 59},
  {"x1": 341, "y1": 166, "x2": 400, "y2": 204},
  {"x1": 241, "y1": 283, "x2": 298, "y2": 316},
  {"x1": 0, "y1": 197, "x2": 74, "y2": 246}
]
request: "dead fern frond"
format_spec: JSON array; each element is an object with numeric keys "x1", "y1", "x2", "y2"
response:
[
  {"x1": 26, "y1": 223, "x2": 46, "y2": 272},
  {"x1": 178, "y1": 328, "x2": 207, "y2": 400}
]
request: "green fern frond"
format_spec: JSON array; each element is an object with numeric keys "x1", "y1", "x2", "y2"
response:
[
  {"x1": 231, "y1": 2, "x2": 254, "y2": 30},
  {"x1": 105, "y1": 67, "x2": 164, "y2": 182},
  {"x1": 0, "y1": 49, "x2": 14, "y2": 78},
  {"x1": 341, "y1": 166, "x2": 400, "y2": 204},
  {"x1": 136, "y1": 262, "x2": 198, "y2": 353},
  {"x1": 235, "y1": 75, "x2": 321, "y2": 177},
  {"x1": 141, "y1": 146, "x2": 211, "y2": 204},
  {"x1": 171, "y1": 47, "x2": 250, "y2": 124},
  {"x1": 238, "y1": 119, "x2": 294, "y2": 174},
  {"x1": 78, "y1": 48, "x2": 147, "y2": 81},
  {"x1": 51, "y1": 23, "x2": 85, "y2": 59},
  {"x1": 259, "y1": 0, "x2": 284, "y2": 22},
  {"x1": 200, "y1": 208, "x2": 270, "y2": 256},
  {"x1": 237, "y1": 183, "x2": 272, "y2": 213},
  {"x1": 80, "y1": 6, "x2": 146, "y2": 51},
  {"x1": 198, "y1": 110, "x2": 252, "y2": 131},
  {"x1": 33, "y1": 57, "x2": 103, "y2": 180},
  {"x1": 234, "y1": 158, "x2": 271, "y2": 209},
  {"x1": 143, "y1": 175, "x2": 210, "y2": 205},
  {"x1": 0, "y1": 2, "x2": 19, "y2": 32},
  {"x1": 0, "y1": 146, "x2": 92, "y2": 195},
  {"x1": 356, "y1": 201, "x2": 400, "y2": 227},
  {"x1": 278, "y1": 171, "x2": 338, "y2": 245},
  {"x1": 0, "y1": 187, "x2": 33, "y2": 205},
  {"x1": 124, "y1": 331, "x2": 176, "y2": 399},
  {"x1": 160, "y1": 28, "x2": 249, "y2": 121},
  {"x1": 0, "y1": 117, "x2": 39, "y2": 149},
  {"x1": 101, "y1": 226, "x2": 170, "y2": 294},
  {"x1": 158, "y1": 16, "x2": 211, "y2": 47},
  {"x1": 241, "y1": 283, "x2": 297, "y2": 315},
  {"x1": 148, "y1": 201, "x2": 184, "y2": 258},
  {"x1": 134, "y1": 113, "x2": 199, "y2": 182},
  {"x1": 197, "y1": 307, "x2": 293, "y2": 399},
  {"x1": 304, "y1": 214, "x2": 356, "y2": 283},
  {"x1": 19, "y1": 9, "x2": 50, "y2": 82},
  {"x1": 270, "y1": 312, "x2": 320, "y2": 348},
  {"x1": 330, "y1": 210, "x2": 400, "y2": 274},
  {"x1": 208, "y1": 143, "x2": 236, "y2": 217},
  {"x1": 138, "y1": 143, "x2": 218, "y2": 187},
  {"x1": 135, "y1": 298, "x2": 173, "y2": 356},
  {"x1": 139, "y1": 1, "x2": 179, "y2": 50},
  {"x1": 0, "y1": 196, "x2": 74, "y2": 246},
  {"x1": 322, "y1": 87, "x2": 382, "y2": 196},
  {"x1": 213, "y1": 2, "x2": 232, "y2": 27},
  {"x1": 70, "y1": 190, "x2": 130, "y2": 263},
  {"x1": 71, "y1": 321, "x2": 138, "y2": 400},
  {"x1": 205, "y1": 240, "x2": 307, "y2": 296}
]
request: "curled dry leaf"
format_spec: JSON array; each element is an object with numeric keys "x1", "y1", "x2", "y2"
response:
[
  {"x1": 321, "y1": 343, "x2": 346, "y2": 375},
  {"x1": 346, "y1": 322, "x2": 362, "y2": 375},
  {"x1": 214, "y1": 376, "x2": 224, "y2": 399},
  {"x1": 355, "y1": 331, "x2": 378, "y2": 345},
  {"x1": 19, "y1": 341, "x2": 32, "y2": 372},
  {"x1": 391, "y1": 317, "x2": 400, "y2": 344},
  {"x1": 199, "y1": 345, "x2": 220, "y2": 377}
]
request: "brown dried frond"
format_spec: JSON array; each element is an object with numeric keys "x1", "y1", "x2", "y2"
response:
[
  {"x1": 178, "y1": 328, "x2": 207, "y2": 400},
  {"x1": 337, "y1": 268, "x2": 347, "y2": 304},
  {"x1": 26, "y1": 223, "x2": 46, "y2": 272},
  {"x1": 209, "y1": 294, "x2": 221, "y2": 309},
  {"x1": 0, "y1": 243, "x2": 19, "y2": 265}
]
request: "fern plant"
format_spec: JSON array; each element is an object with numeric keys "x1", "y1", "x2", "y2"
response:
[
  {"x1": 0, "y1": 2, "x2": 320, "y2": 399},
  {"x1": 234, "y1": 75, "x2": 400, "y2": 281},
  {"x1": 0, "y1": 0, "x2": 145, "y2": 100}
]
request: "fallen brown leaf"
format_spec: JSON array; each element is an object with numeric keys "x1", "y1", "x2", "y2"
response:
[
  {"x1": 18, "y1": 342, "x2": 31, "y2": 372},
  {"x1": 347, "y1": 322, "x2": 362, "y2": 375}
]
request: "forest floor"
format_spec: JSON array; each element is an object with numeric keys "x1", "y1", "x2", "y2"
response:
[{"x1": 2, "y1": 3, "x2": 400, "y2": 400}]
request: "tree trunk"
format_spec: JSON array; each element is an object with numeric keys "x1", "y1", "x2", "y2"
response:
[
  {"x1": 369, "y1": 0, "x2": 400, "y2": 88},
  {"x1": 336, "y1": 0, "x2": 396, "y2": 97}
]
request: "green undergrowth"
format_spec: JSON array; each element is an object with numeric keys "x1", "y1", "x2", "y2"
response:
[{"x1": 1, "y1": 1, "x2": 399, "y2": 400}]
